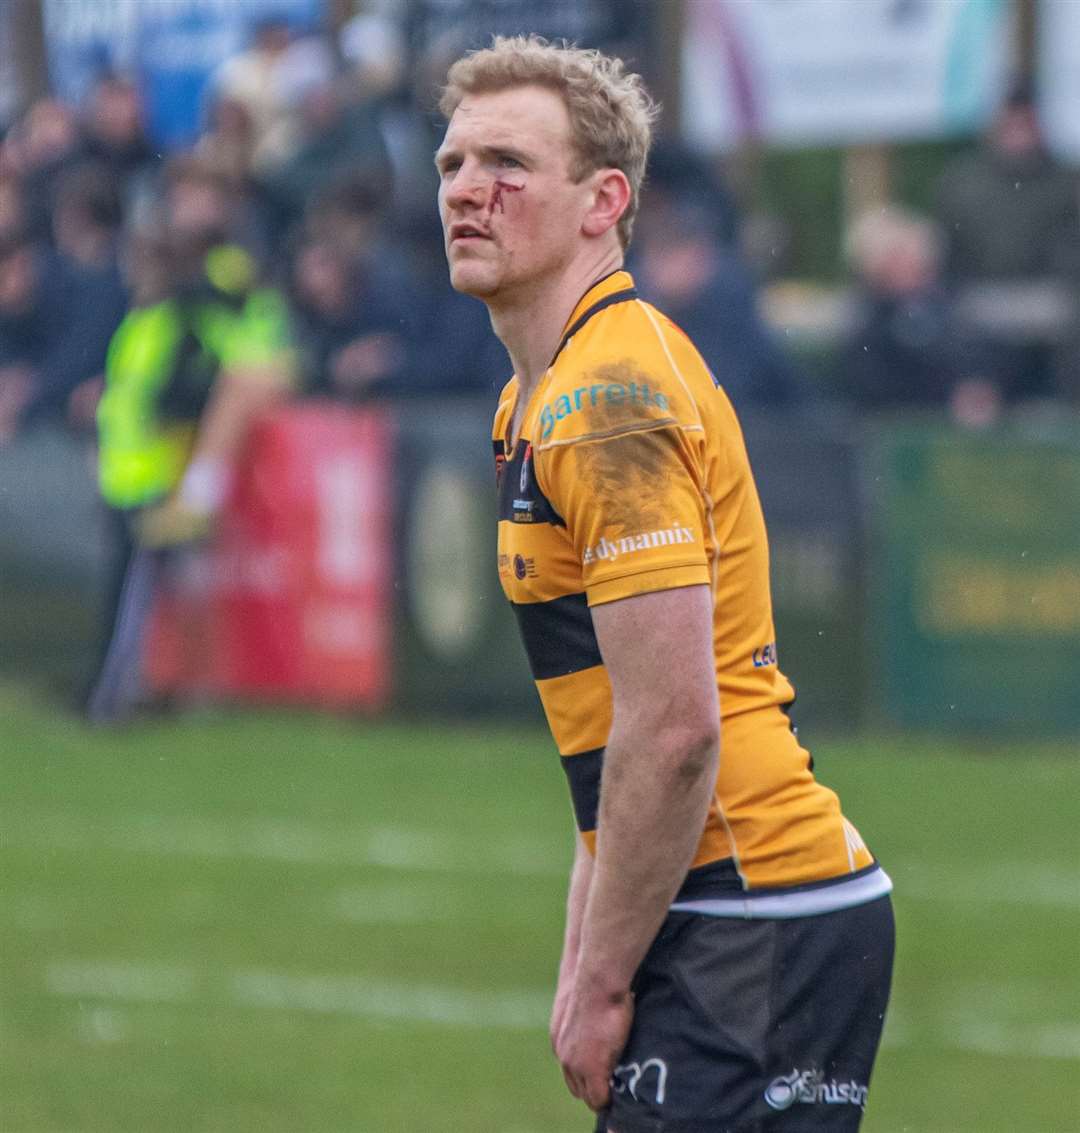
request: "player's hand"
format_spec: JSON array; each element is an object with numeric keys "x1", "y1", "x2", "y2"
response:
[
  {"x1": 549, "y1": 967, "x2": 575, "y2": 1055},
  {"x1": 135, "y1": 498, "x2": 215, "y2": 548},
  {"x1": 554, "y1": 978, "x2": 633, "y2": 1112}
]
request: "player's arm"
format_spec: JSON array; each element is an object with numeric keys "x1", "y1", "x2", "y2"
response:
[
  {"x1": 550, "y1": 830, "x2": 593, "y2": 1053},
  {"x1": 555, "y1": 582, "x2": 719, "y2": 1110}
]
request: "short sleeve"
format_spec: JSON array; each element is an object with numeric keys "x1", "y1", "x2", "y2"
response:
[{"x1": 536, "y1": 395, "x2": 710, "y2": 606}]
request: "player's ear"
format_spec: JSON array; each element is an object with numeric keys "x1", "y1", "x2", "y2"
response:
[{"x1": 582, "y1": 168, "x2": 630, "y2": 239}]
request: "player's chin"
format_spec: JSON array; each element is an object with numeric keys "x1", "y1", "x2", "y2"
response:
[{"x1": 448, "y1": 262, "x2": 500, "y2": 299}]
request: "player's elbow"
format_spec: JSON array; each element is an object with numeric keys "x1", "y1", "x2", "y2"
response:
[
  {"x1": 655, "y1": 712, "x2": 719, "y2": 785},
  {"x1": 685, "y1": 720, "x2": 720, "y2": 782}
]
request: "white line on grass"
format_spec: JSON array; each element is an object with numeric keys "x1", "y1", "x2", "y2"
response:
[
  {"x1": 46, "y1": 961, "x2": 196, "y2": 1003},
  {"x1": 44, "y1": 959, "x2": 549, "y2": 1031},
  {"x1": 328, "y1": 885, "x2": 454, "y2": 925},
  {"x1": 10, "y1": 812, "x2": 1078, "y2": 910},
  {"x1": 948, "y1": 1019, "x2": 1080, "y2": 1062},
  {"x1": 231, "y1": 969, "x2": 550, "y2": 1030},
  {"x1": 43, "y1": 958, "x2": 1080, "y2": 1061},
  {"x1": 5, "y1": 811, "x2": 565, "y2": 879}
]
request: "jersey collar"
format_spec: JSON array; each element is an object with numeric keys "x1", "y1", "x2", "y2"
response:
[{"x1": 550, "y1": 270, "x2": 638, "y2": 366}]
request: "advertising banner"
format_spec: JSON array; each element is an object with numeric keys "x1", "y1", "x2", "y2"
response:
[
  {"x1": 43, "y1": 0, "x2": 323, "y2": 149},
  {"x1": 1038, "y1": 0, "x2": 1080, "y2": 163},
  {"x1": 148, "y1": 403, "x2": 395, "y2": 709},
  {"x1": 869, "y1": 425, "x2": 1080, "y2": 733},
  {"x1": 682, "y1": 0, "x2": 1010, "y2": 151},
  {"x1": 42, "y1": 0, "x2": 137, "y2": 108}
]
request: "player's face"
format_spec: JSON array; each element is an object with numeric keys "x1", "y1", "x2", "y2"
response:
[{"x1": 436, "y1": 85, "x2": 592, "y2": 301}]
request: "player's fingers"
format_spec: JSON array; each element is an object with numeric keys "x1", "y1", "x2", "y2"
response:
[
  {"x1": 560, "y1": 1060, "x2": 583, "y2": 1100},
  {"x1": 583, "y1": 1067, "x2": 612, "y2": 1112}
]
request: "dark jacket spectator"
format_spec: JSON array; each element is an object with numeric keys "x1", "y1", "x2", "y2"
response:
[
  {"x1": 633, "y1": 198, "x2": 803, "y2": 411},
  {"x1": 841, "y1": 207, "x2": 991, "y2": 422},
  {"x1": 289, "y1": 238, "x2": 413, "y2": 398},
  {"x1": 8, "y1": 99, "x2": 85, "y2": 241},
  {"x1": 0, "y1": 221, "x2": 126, "y2": 439},
  {"x1": 81, "y1": 76, "x2": 160, "y2": 210},
  {"x1": 258, "y1": 80, "x2": 391, "y2": 237},
  {"x1": 51, "y1": 163, "x2": 130, "y2": 431},
  {"x1": 936, "y1": 84, "x2": 1080, "y2": 283}
]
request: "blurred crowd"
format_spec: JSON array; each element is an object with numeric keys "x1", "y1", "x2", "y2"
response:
[
  {"x1": 1, "y1": 7, "x2": 1079, "y2": 451},
  {"x1": 840, "y1": 81, "x2": 1080, "y2": 427}
]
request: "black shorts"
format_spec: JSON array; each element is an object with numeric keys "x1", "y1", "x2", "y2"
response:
[{"x1": 595, "y1": 895, "x2": 895, "y2": 1132}]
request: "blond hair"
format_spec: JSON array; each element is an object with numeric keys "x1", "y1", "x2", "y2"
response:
[{"x1": 440, "y1": 35, "x2": 658, "y2": 248}]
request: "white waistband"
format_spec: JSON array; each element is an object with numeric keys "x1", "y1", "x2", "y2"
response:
[{"x1": 670, "y1": 866, "x2": 893, "y2": 920}]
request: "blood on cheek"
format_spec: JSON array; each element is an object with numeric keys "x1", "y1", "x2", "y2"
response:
[{"x1": 486, "y1": 179, "x2": 524, "y2": 218}]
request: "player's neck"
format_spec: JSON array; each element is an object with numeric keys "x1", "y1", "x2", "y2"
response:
[{"x1": 489, "y1": 248, "x2": 624, "y2": 399}]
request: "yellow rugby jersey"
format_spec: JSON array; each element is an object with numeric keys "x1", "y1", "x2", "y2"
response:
[{"x1": 494, "y1": 271, "x2": 889, "y2": 913}]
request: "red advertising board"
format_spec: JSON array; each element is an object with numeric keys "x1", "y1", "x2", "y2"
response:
[{"x1": 147, "y1": 402, "x2": 394, "y2": 709}]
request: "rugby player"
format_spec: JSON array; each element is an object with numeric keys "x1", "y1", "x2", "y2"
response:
[{"x1": 436, "y1": 35, "x2": 894, "y2": 1131}]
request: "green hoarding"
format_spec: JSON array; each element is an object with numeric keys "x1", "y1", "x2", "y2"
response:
[
  {"x1": 391, "y1": 400, "x2": 538, "y2": 719},
  {"x1": 870, "y1": 425, "x2": 1080, "y2": 734}
]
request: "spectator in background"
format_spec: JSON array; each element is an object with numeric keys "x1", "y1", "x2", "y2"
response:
[
  {"x1": 288, "y1": 235, "x2": 410, "y2": 399},
  {"x1": 257, "y1": 66, "x2": 391, "y2": 238},
  {"x1": 196, "y1": 93, "x2": 275, "y2": 264},
  {"x1": 934, "y1": 80, "x2": 1080, "y2": 404},
  {"x1": 87, "y1": 157, "x2": 295, "y2": 722},
  {"x1": 339, "y1": 5, "x2": 408, "y2": 101},
  {"x1": 51, "y1": 163, "x2": 129, "y2": 433},
  {"x1": 198, "y1": 95, "x2": 258, "y2": 187},
  {"x1": 633, "y1": 191, "x2": 804, "y2": 412},
  {"x1": 936, "y1": 80, "x2": 1079, "y2": 283},
  {"x1": 0, "y1": 222, "x2": 122, "y2": 441},
  {"x1": 7, "y1": 99, "x2": 84, "y2": 240},
  {"x1": 81, "y1": 75, "x2": 159, "y2": 210},
  {"x1": 0, "y1": 230, "x2": 46, "y2": 441},
  {"x1": 303, "y1": 174, "x2": 390, "y2": 264},
  {"x1": 841, "y1": 206, "x2": 995, "y2": 425},
  {"x1": 210, "y1": 16, "x2": 296, "y2": 169}
]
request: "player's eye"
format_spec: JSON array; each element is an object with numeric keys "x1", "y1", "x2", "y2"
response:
[
  {"x1": 497, "y1": 154, "x2": 522, "y2": 168},
  {"x1": 437, "y1": 158, "x2": 461, "y2": 176}
]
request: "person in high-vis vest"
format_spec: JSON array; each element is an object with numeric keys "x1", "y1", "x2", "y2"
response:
[{"x1": 86, "y1": 160, "x2": 293, "y2": 722}]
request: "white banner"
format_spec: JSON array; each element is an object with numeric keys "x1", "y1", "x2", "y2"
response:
[
  {"x1": 682, "y1": 0, "x2": 1011, "y2": 151},
  {"x1": 1039, "y1": 0, "x2": 1080, "y2": 163}
]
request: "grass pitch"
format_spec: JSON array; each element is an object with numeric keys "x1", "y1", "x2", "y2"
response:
[{"x1": 1, "y1": 682, "x2": 1077, "y2": 1132}]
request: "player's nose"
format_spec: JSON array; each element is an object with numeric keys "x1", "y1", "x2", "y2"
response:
[{"x1": 443, "y1": 158, "x2": 490, "y2": 210}]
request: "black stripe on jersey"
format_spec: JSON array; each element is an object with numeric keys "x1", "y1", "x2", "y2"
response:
[
  {"x1": 561, "y1": 746, "x2": 603, "y2": 832},
  {"x1": 551, "y1": 287, "x2": 638, "y2": 365},
  {"x1": 561, "y1": 752, "x2": 748, "y2": 898},
  {"x1": 497, "y1": 435, "x2": 564, "y2": 526},
  {"x1": 673, "y1": 856, "x2": 745, "y2": 900},
  {"x1": 512, "y1": 594, "x2": 602, "y2": 680}
]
